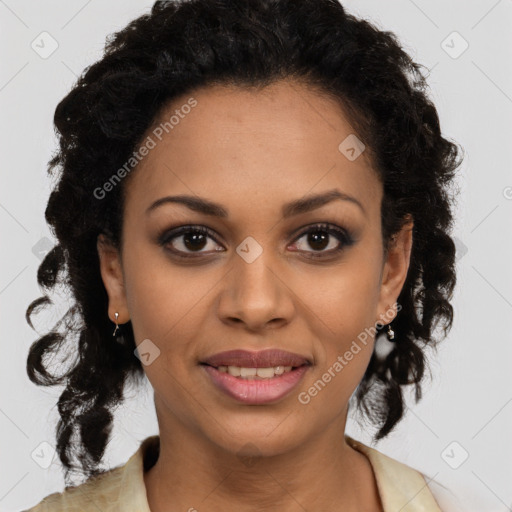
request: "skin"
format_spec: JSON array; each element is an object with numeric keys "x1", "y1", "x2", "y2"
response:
[{"x1": 97, "y1": 78, "x2": 413, "y2": 512}]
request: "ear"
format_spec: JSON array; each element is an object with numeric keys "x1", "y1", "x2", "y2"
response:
[
  {"x1": 97, "y1": 233, "x2": 130, "y2": 324},
  {"x1": 376, "y1": 215, "x2": 414, "y2": 325}
]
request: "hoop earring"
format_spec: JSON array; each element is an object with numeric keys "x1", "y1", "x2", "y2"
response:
[
  {"x1": 386, "y1": 323, "x2": 395, "y2": 341},
  {"x1": 112, "y1": 312, "x2": 120, "y2": 337}
]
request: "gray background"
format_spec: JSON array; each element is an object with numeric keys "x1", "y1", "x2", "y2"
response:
[{"x1": 1, "y1": 0, "x2": 511, "y2": 510}]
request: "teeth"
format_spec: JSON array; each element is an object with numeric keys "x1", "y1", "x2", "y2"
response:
[{"x1": 217, "y1": 365, "x2": 294, "y2": 379}]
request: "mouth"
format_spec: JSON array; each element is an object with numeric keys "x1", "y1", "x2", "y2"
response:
[
  {"x1": 200, "y1": 363, "x2": 310, "y2": 404},
  {"x1": 199, "y1": 349, "x2": 312, "y2": 404},
  {"x1": 199, "y1": 362, "x2": 309, "y2": 379}
]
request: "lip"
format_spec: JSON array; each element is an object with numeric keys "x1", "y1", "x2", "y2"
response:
[
  {"x1": 200, "y1": 349, "x2": 312, "y2": 368},
  {"x1": 201, "y1": 364, "x2": 310, "y2": 405}
]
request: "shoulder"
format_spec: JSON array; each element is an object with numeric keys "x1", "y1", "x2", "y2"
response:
[
  {"x1": 22, "y1": 435, "x2": 159, "y2": 512},
  {"x1": 22, "y1": 464, "x2": 126, "y2": 512},
  {"x1": 346, "y1": 435, "x2": 458, "y2": 511}
]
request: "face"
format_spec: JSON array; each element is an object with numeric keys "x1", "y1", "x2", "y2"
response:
[{"x1": 98, "y1": 79, "x2": 413, "y2": 458}]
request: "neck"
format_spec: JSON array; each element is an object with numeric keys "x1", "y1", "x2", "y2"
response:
[{"x1": 143, "y1": 401, "x2": 382, "y2": 512}]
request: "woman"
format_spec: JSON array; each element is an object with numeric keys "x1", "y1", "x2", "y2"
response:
[{"x1": 24, "y1": 0, "x2": 463, "y2": 510}]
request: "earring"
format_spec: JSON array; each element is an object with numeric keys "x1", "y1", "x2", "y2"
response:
[
  {"x1": 112, "y1": 312, "x2": 120, "y2": 337},
  {"x1": 386, "y1": 323, "x2": 395, "y2": 341}
]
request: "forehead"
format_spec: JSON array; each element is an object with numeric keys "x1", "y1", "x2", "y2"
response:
[{"x1": 123, "y1": 79, "x2": 382, "y2": 219}]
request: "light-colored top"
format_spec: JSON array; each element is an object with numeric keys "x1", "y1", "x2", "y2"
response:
[{"x1": 24, "y1": 435, "x2": 452, "y2": 511}]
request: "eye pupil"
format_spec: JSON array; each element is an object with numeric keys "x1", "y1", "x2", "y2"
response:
[
  {"x1": 308, "y1": 231, "x2": 329, "y2": 251},
  {"x1": 184, "y1": 232, "x2": 207, "y2": 251}
]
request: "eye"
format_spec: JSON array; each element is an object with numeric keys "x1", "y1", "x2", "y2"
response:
[
  {"x1": 158, "y1": 222, "x2": 355, "y2": 260},
  {"x1": 289, "y1": 223, "x2": 354, "y2": 259},
  {"x1": 158, "y1": 225, "x2": 224, "y2": 258}
]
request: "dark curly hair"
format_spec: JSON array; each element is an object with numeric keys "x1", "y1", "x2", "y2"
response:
[{"x1": 26, "y1": 0, "x2": 464, "y2": 486}]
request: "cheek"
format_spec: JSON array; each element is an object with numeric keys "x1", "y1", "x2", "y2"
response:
[
  {"x1": 300, "y1": 259, "x2": 381, "y2": 336},
  {"x1": 298, "y1": 260, "x2": 380, "y2": 399},
  {"x1": 122, "y1": 244, "x2": 217, "y2": 361}
]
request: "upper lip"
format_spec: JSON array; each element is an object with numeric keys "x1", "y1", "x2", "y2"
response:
[{"x1": 201, "y1": 349, "x2": 312, "y2": 368}]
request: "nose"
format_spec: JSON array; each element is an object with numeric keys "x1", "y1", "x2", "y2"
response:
[{"x1": 216, "y1": 250, "x2": 295, "y2": 332}]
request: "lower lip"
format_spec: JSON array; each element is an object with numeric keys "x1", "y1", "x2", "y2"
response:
[{"x1": 201, "y1": 364, "x2": 310, "y2": 405}]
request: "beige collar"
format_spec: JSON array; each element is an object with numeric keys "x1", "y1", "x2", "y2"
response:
[{"x1": 345, "y1": 435, "x2": 442, "y2": 511}]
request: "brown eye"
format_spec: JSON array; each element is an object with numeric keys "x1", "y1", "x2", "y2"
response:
[
  {"x1": 159, "y1": 225, "x2": 224, "y2": 258},
  {"x1": 181, "y1": 231, "x2": 208, "y2": 251},
  {"x1": 290, "y1": 223, "x2": 354, "y2": 258}
]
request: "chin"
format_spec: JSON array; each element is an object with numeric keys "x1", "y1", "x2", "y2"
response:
[{"x1": 205, "y1": 416, "x2": 307, "y2": 459}]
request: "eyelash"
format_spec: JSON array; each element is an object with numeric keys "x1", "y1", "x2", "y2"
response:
[{"x1": 158, "y1": 222, "x2": 355, "y2": 260}]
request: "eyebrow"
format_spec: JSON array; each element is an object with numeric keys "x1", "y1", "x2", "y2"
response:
[{"x1": 145, "y1": 189, "x2": 365, "y2": 218}]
